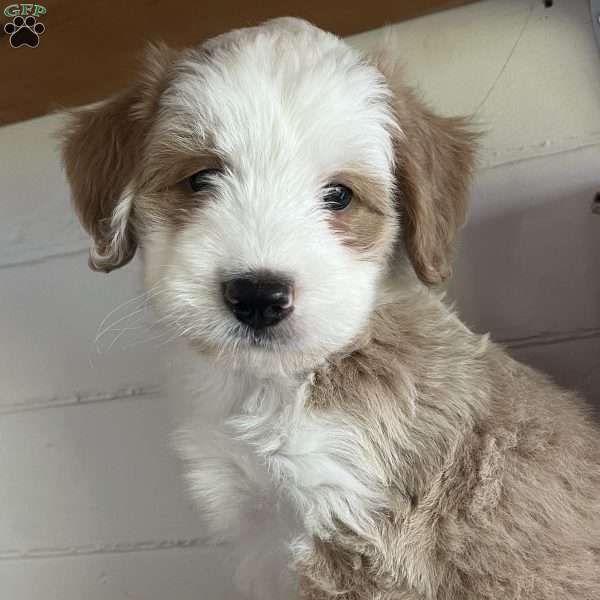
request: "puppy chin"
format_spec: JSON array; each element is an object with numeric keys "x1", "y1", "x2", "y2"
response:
[{"x1": 189, "y1": 324, "x2": 326, "y2": 378}]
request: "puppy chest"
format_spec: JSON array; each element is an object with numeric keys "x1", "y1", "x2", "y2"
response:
[{"x1": 224, "y1": 380, "x2": 383, "y2": 539}]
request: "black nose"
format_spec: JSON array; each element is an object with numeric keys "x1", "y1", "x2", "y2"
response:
[{"x1": 223, "y1": 273, "x2": 294, "y2": 330}]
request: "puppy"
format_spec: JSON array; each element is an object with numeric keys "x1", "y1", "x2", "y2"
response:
[{"x1": 62, "y1": 18, "x2": 600, "y2": 600}]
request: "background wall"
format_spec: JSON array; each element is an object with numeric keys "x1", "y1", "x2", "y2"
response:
[{"x1": 1, "y1": 1, "x2": 599, "y2": 598}]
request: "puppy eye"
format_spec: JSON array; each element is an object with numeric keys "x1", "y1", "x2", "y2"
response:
[
  {"x1": 188, "y1": 169, "x2": 222, "y2": 192},
  {"x1": 323, "y1": 183, "x2": 353, "y2": 211}
]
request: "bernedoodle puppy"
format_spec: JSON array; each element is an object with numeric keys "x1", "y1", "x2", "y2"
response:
[{"x1": 61, "y1": 18, "x2": 600, "y2": 600}]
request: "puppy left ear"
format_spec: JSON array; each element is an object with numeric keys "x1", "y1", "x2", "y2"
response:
[{"x1": 374, "y1": 53, "x2": 479, "y2": 285}]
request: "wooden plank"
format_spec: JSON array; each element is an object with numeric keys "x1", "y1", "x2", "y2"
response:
[
  {"x1": 0, "y1": 545, "x2": 242, "y2": 600},
  {"x1": 0, "y1": 393, "x2": 205, "y2": 551},
  {"x1": 0, "y1": 0, "x2": 474, "y2": 125},
  {"x1": 0, "y1": 252, "x2": 161, "y2": 407},
  {"x1": 509, "y1": 336, "x2": 600, "y2": 410},
  {"x1": 449, "y1": 144, "x2": 600, "y2": 344}
]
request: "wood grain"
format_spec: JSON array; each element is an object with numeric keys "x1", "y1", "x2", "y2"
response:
[{"x1": 0, "y1": 0, "x2": 474, "y2": 125}]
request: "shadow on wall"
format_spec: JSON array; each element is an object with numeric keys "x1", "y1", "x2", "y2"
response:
[{"x1": 448, "y1": 147, "x2": 600, "y2": 405}]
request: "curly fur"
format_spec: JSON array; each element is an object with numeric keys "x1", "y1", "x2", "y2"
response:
[
  {"x1": 298, "y1": 280, "x2": 600, "y2": 599},
  {"x1": 61, "y1": 17, "x2": 600, "y2": 600}
]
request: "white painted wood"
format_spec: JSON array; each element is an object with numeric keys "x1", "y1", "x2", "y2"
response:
[
  {"x1": 0, "y1": 394, "x2": 205, "y2": 554},
  {"x1": 0, "y1": 254, "x2": 161, "y2": 410},
  {"x1": 0, "y1": 0, "x2": 598, "y2": 597},
  {"x1": 509, "y1": 336, "x2": 600, "y2": 409},
  {"x1": 450, "y1": 144, "x2": 600, "y2": 342},
  {"x1": 0, "y1": 546, "x2": 243, "y2": 600},
  {"x1": 350, "y1": 0, "x2": 600, "y2": 167},
  {"x1": 0, "y1": 116, "x2": 87, "y2": 267}
]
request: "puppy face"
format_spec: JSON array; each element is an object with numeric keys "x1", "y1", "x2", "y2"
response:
[{"x1": 62, "y1": 18, "x2": 476, "y2": 375}]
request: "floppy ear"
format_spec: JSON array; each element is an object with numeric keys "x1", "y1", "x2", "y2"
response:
[
  {"x1": 374, "y1": 53, "x2": 479, "y2": 285},
  {"x1": 61, "y1": 43, "x2": 177, "y2": 272}
]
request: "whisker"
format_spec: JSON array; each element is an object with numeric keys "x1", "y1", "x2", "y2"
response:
[
  {"x1": 94, "y1": 283, "x2": 168, "y2": 354},
  {"x1": 96, "y1": 283, "x2": 160, "y2": 336},
  {"x1": 95, "y1": 305, "x2": 151, "y2": 345}
]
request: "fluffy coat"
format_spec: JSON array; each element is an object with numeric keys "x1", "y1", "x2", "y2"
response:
[{"x1": 61, "y1": 18, "x2": 600, "y2": 600}]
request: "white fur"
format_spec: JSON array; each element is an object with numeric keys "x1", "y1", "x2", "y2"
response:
[
  {"x1": 133, "y1": 19, "x2": 398, "y2": 600},
  {"x1": 172, "y1": 352, "x2": 386, "y2": 599},
  {"x1": 90, "y1": 185, "x2": 134, "y2": 268}
]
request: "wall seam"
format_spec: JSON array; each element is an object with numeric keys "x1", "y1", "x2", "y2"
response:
[
  {"x1": 0, "y1": 385, "x2": 160, "y2": 416},
  {"x1": 0, "y1": 537, "x2": 211, "y2": 561}
]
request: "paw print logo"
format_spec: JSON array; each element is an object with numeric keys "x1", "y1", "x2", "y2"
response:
[{"x1": 4, "y1": 15, "x2": 45, "y2": 48}]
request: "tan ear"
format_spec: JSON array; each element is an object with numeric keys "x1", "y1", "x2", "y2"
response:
[
  {"x1": 375, "y1": 53, "x2": 479, "y2": 285},
  {"x1": 61, "y1": 43, "x2": 177, "y2": 272}
]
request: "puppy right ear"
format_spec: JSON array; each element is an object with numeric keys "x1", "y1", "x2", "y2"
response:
[{"x1": 61, "y1": 43, "x2": 177, "y2": 272}]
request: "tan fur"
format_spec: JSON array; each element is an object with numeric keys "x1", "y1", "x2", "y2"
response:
[
  {"x1": 374, "y1": 53, "x2": 479, "y2": 286},
  {"x1": 299, "y1": 281, "x2": 600, "y2": 599},
  {"x1": 327, "y1": 170, "x2": 397, "y2": 261},
  {"x1": 60, "y1": 43, "x2": 178, "y2": 272},
  {"x1": 135, "y1": 153, "x2": 224, "y2": 231}
]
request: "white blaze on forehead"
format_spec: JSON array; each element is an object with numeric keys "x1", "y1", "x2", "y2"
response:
[{"x1": 159, "y1": 27, "x2": 396, "y2": 184}]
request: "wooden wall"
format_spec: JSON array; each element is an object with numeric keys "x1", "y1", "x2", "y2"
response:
[{"x1": 0, "y1": 0, "x2": 473, "y2": 124}]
